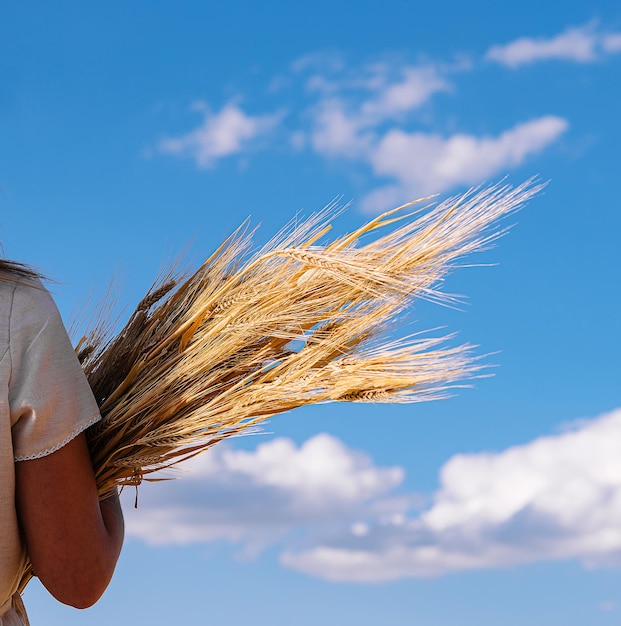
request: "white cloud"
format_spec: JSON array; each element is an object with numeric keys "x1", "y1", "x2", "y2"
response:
[
  {"x1": 486, "y1": 23, "x2": 621, "y2": 68},
  {"x1": 123, "y1": 433, "x2": 406, "y2": 552},
  {"x1": 295, "y1": 56, "x2": 450, "y2": 112},
  {"x1": 602, "y1": 33, "x2": 621, "y2": 53},
  {"x1": 361, "y1": 116, "x2": 568, "y2": 209},
  {"x1": 155, "y1": 55, "x2": 570, "y2": 201},
  {"x1": 158, "y1": 102, "x2": 281, "y2": 168},
  {"x1": 309, "y1": 98, "x2": 372, "y2": 158},
  {"x1": 294, "y1": 59, "x2": 567, "y2": 210},
  {"x1": 283, "y1": 408, "x2": 621, "y2": 582},
  {"x1": 359, "y1": 66, "x2": 451, "y2": 124},
  {"x1": 291, "y1": 51, "x2": 346, "y2": 76},
  {"x1": 125, "y1": 408, "x2": 621, "y2": 582},
  {"x1": 307, "y1": 64, "x2": 450, "y2": 162}
]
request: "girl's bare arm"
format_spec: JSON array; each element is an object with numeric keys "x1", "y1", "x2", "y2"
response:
[{"x1": 15, "y1": 432, "x2": 124, "y2": 609}]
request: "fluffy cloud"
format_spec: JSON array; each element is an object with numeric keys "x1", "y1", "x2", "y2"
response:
[
  {"x1": 125, "y1": 409, "x2": 621, "y2": 583},
  {"x1": 284, "y1": 408, "x2": 621, "y2": 581},
  {"x1": 158, "y1": 102, "x2": 281, "y2": 168},
  {"x1": 123, "y1": 433, "x2": 407, "y2": 552},
  {"x1": 486, "y1": 23, "x2": 621, "y2": 68}
]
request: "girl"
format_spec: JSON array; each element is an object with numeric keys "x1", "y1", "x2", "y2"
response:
[{"x1": 0, "y1": 260, "x2": 124, "y2": 626}]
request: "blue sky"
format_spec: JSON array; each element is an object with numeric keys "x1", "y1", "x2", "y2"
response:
[{"x1": 2, "y1": 1, "x2": 621, "y2": 624}]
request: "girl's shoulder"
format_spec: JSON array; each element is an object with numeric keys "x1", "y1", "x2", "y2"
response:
[{"x1": 0, "y1": 278, "x2": 61, "y2": 347}]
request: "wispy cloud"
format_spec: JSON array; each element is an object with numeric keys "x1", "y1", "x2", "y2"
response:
[
  {"x1": 362, "y1": 115, "x2": 568, "y2": 210},
  {"x1": 602, "y1": 33, "x2": 621, "y2": 53},
  {"x1": 306, "y1": 62, "x2": 451, "y2": 161},
  {"x1": 126, "y1": 409, "x2": 621, "y2": 582},
  {"x1": 294, "y1": 59, "x2": 567, "y2": 209},
  {"x1": 486, "y1": 22, "x2": 621, "y2": 68},
  {"x1": 309, "y1": 98, "x2": 373, "y2": 158},
  {"x1": 154, "y1": 45, "x2": 578, "y2": 206},
  {"x1": 157, "y1": 101, "x2": 282, "y2": 168},
  {"x1": 357, "y1": 65, "x2": 451, "y2": 124}
]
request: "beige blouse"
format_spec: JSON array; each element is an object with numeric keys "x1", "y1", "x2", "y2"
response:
[{"x1": 0, "y1": 278, "x2": 101, "y2": 624}]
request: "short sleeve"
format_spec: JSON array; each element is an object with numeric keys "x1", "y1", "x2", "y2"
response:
[{"x1": 8, "y1": 280, "x2": 101, "y2": 461}]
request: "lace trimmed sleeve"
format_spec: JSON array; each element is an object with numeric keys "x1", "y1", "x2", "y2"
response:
[{"x1": 8, "y1": 280, "x2": 101, "y2": 461}]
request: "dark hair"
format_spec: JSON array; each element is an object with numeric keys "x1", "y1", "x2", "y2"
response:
[{"x1": 0, "y1": 260, "x2": 45, "y2": 280}]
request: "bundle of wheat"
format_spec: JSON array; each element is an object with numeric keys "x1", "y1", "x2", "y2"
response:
[
  {"x1": 76, "y1": 180, "x2": 540, "y2": 496},
  {"x1": 17, "y1": 180, "x2": 541, "y2": 590}
]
